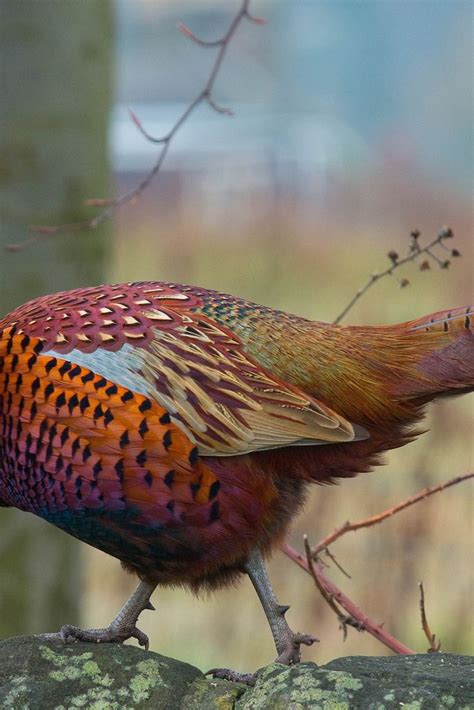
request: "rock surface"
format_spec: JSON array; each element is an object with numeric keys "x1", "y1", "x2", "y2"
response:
[{"x1": 0, "y1": 636, "x2": 472, "y2": 709}]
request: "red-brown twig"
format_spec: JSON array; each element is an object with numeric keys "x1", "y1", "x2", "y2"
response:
[
  {"x1": 282, "y1": 539, "x2": 415, "y2": 654},
  {"x1": 333, "y1": 227, "x2": 461, "y2": 324},
  {"x1": 311, "y1": 472, "x2": 473, "y2": 557},
  {"x1": 419, "y1": 582, "x2": 441, "y2": 652},
  {"x1": 5, "y1": 0, "x2": 264, "y2": 253},
  {"x1": 281, "y1": 472, "x2": 472, "y2": 654}
]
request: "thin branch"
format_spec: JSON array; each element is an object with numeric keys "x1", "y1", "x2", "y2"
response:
[
  {"x1": 303, "y1": 536, "x2": 342, "y2": 619},
  {"x1": 281, "y1": 472, "x2": 472, "y2": 654},
  {"x1": 6, "y1": 0, "x2": 264, "y2": 253},
  {"x1": 333, "y1": 226, "x2": 459, "y2": 324},
  {"x1": 323, "y1": 547, "x2": 351, "y2": 579},
  {"x1": 282, "y1": 540, "x2": 415, "y2": 655},
  {"x1": 311, "y1": 472, "x2": 473, "y2": 557},
  {"x1": 176, "y1": 22, "x2": 224, "y2": 48},
  {"x1": 419, "y1": 582, "x2": 441, "y2": 652}
]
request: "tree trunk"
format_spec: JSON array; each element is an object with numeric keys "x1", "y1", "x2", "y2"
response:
[{"x1": 0, "y1": 0, "x2": 114, "y2": 636}]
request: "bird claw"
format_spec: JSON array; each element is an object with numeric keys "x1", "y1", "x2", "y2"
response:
[
  {"x1": 206, "y1": 668, "x2": 257, "y2": 685},
  {"x1": 58, "y1": 623, "x2": 150, "y2": 650},
  {"x1": 275, "y1": 631, "x2": 318, "y2": 665},
  {"x1": 36, "y1": 581, "x2": 155, "y2": 652},
  {"x1": 205, "y1": 631, "x2": 317, "y2": 686}
]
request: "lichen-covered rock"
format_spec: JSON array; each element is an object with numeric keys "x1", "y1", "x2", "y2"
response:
[
  {"x1": 0, "y1": 636, "x2": 202, "y2": 709},
  {"x1": 236, "y1": 654, "x2": 474, "y2": 709},
  {"x1": 181, "y1": 677, "x2": 246, "y2": 709},
  {"x1": 323, "y1": 654, "x2": 474, "y2": 710},
  {"x1": 0, "y1": 636, "x2": 473, "y2": 709}
]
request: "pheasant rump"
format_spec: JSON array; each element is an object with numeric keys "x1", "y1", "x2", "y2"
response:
[{"x1": 0, "y1": 281, "x2": 472, "y2": 670}]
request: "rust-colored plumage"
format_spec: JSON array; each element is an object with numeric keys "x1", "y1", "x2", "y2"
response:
[{"x1": 1, "y1": 281, "x2": 472, "y2": 667}]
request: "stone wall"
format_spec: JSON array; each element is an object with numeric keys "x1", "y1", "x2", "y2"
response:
[{"x1": 0, "y1": 637, "x2": 472, "y2": 709}]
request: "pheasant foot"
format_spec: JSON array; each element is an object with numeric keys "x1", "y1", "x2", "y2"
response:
[
  {"x1": 206, "y1": 552, "x2": 317, "y2": 685},
  {"x1": 207, "y1": 628, "x2": 316, "y2": 685},
  {"x1": 245, "y1": 549, "x2": 317, "y2": 661},
  {"x1": 59, "y1": 621, "x2": 150, "y2": 648},
  {"x1": 38, "y1": 579, "x2": 156, "y2": 650},
  {"x1": 274, "y1": 630, "x2": 317, "y2": 664}
]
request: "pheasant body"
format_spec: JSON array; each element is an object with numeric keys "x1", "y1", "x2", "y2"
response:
[{"x1": 0, "y1": 281, "x2": 473, "y2": 605}]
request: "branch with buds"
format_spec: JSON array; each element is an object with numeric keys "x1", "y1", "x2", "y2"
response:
[
  {"x1": 333, "y1": 227, "x2": 462, "y2": 325},
  {"x1": 5, "y1": 0, "x2": 265, "y2": 253}
]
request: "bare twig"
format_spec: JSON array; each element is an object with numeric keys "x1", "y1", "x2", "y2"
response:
[
  {"x1": 311, "y1": 472, "x2": 474, "y2": 557},
  {"x1": 419, "y1": 582, "x2": 441, "y2": 652},
  {"x1": 323, "y1": 547, "x2": 351, "y2": 579},
  {"x1": 281, "y1": 472, "x2": 472, "y2": 654},
  {"x1": 282, "y1": 540, "x2": 415, "y2": 654},
  {"x1": 303, "y1": 536, "x2": 342, "y2": 619},
  {"x1": 5, "y1": 0, "x2": 264, "y2": 253},
  {"x1": 333, "y1": 226, "x2": 460, "y2": 324}
]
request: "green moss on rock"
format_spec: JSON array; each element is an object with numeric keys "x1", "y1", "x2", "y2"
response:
[
  {"x1": 0, "y1": 636, "x2": 200, "y2": 709},
  {"x1": 236, "y1": 662, "x2": 363, "y2": 709},
  {"x1": 0, "y1": 637, "x2": 472, "y2": 710},
  {"x1": 181, "y1": 677, "x2": 246, "y2": 709}
]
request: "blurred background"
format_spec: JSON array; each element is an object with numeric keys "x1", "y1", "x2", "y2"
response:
[{"x1": 0, "y1": 0, "x2": 472, "y2": 670}]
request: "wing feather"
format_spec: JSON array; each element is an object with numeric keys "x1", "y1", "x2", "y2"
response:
[
  {"x1": 134, "y1": 317, "x2": 362, "y2": 455},
  {"x1": 1, "y1": 282, "x2": 367, "y2": 458}
]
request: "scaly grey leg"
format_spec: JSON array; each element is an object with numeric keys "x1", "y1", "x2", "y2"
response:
[
  {"x1": 39, "y1": 579, "x2": 156, "y2": 650},
  {"x1": 210, "y1": 549, "x2": 316, "y2": 683},
  {"x1": 244, "y1": 549, "x2": 316, "y2": 664}
]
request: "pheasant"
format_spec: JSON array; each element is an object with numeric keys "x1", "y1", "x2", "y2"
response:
[{"x1": 0, "y1": 281, "x2": 472, "y2": 677}]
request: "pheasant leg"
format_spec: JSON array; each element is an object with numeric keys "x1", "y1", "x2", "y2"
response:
[
  {"x1": 39, "y1": 580, "x2": 156, "y2": 650},
  {"x1": 210, "y1": 549, "x2": 316, "y2": 683}
]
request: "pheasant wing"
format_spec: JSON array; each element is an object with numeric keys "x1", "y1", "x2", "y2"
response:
[{"x1": 2, "y1": 282, "x2": 365, "y2": 457}]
